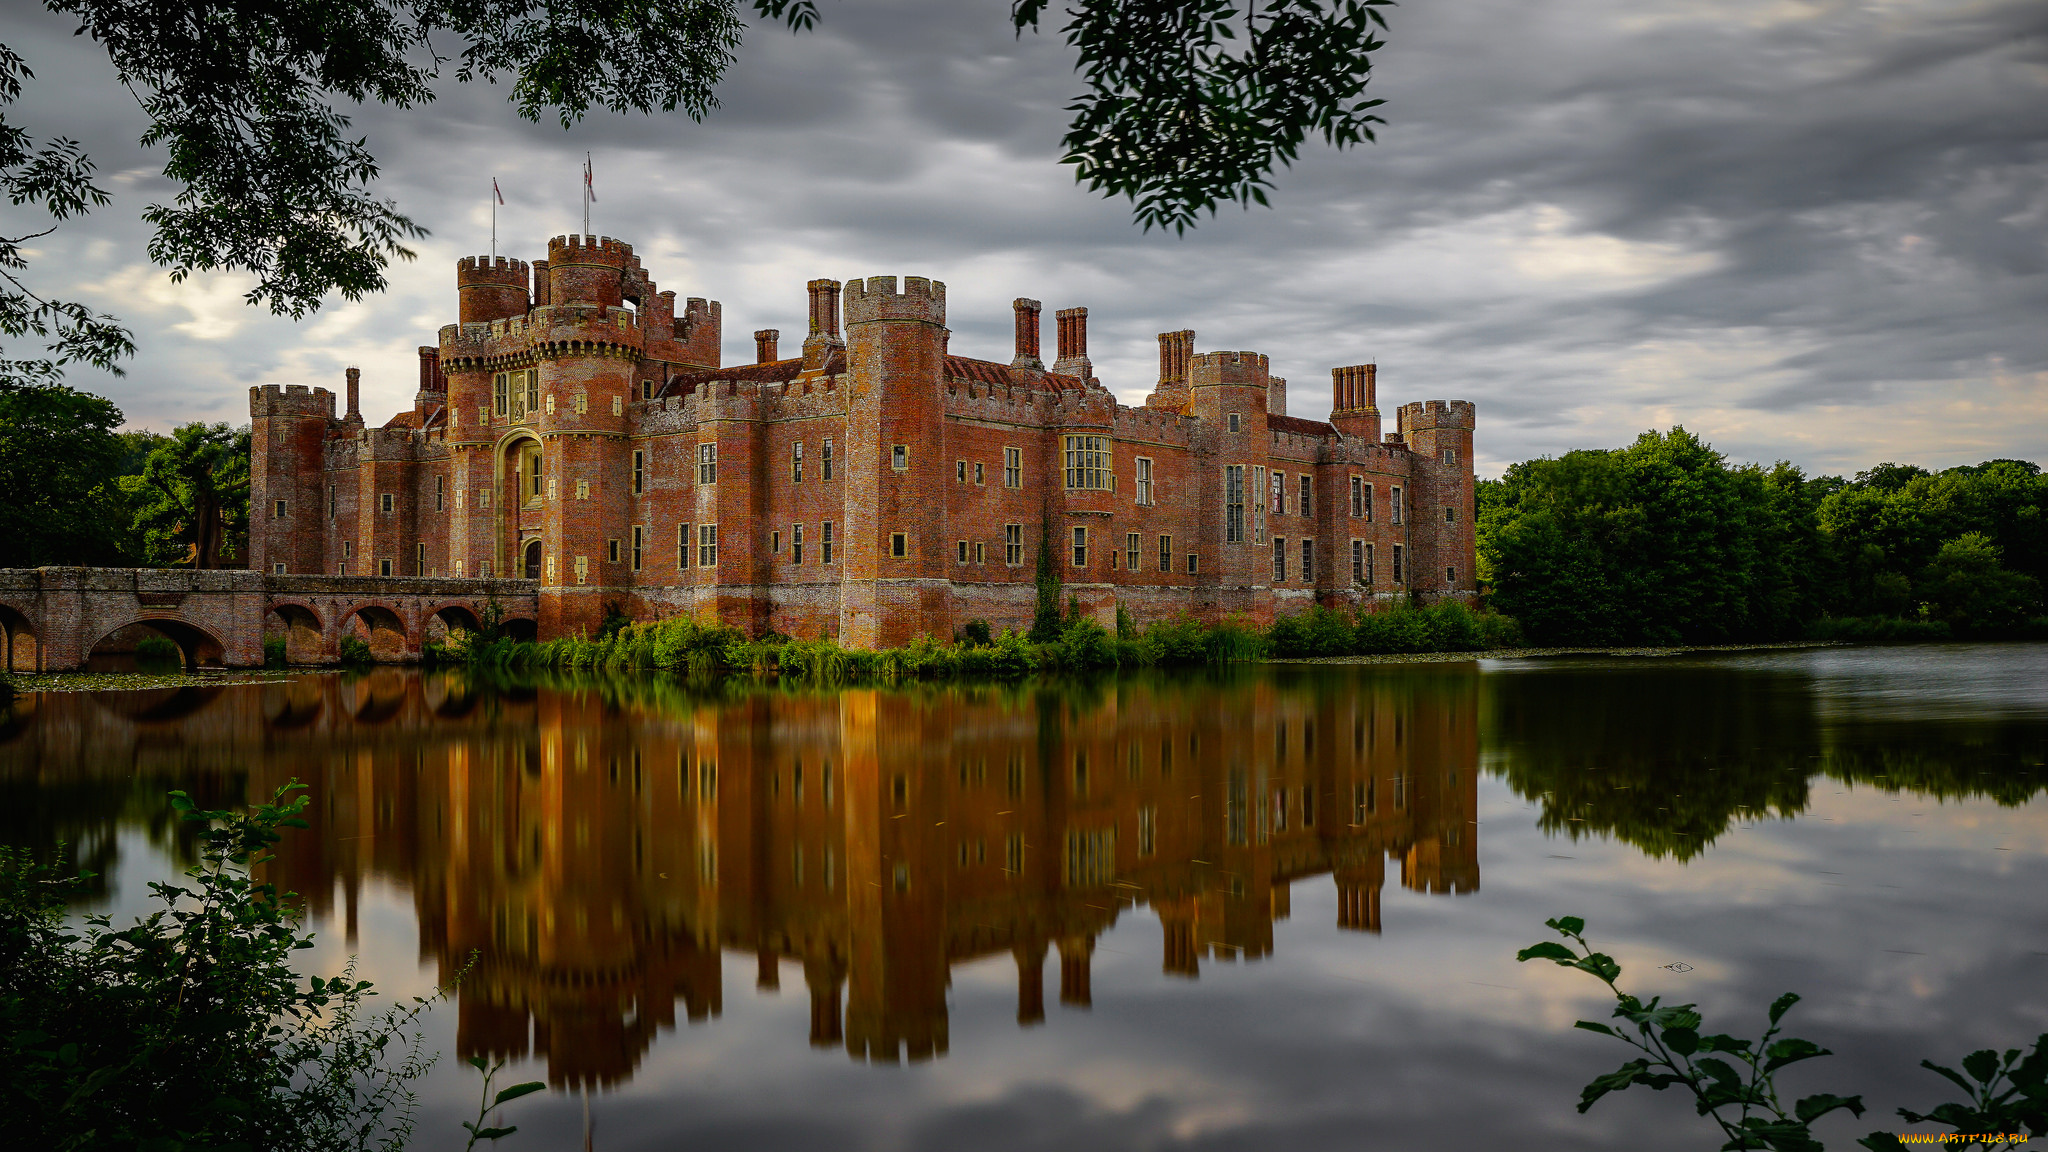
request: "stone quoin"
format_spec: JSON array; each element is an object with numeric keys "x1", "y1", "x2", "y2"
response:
[{"x1": 249, "y1": 236, "x2": 1479, "y2": 645}]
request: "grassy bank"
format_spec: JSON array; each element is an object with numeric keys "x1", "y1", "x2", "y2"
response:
[{"x1": 434, "y1": 599, "x2": 1523, "y2": 683}]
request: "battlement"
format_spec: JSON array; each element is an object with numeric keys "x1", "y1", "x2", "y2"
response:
[
  {"x1": 457, "y1": 255, "x2": 530, "y2": 284},
  {"x1": 1190, "y1": 351, "x2": 1269, "y2": 388},
  {"x1": 251, "y1": 383, "x2": 336, "y2": 419},
  {"x1": 843, "y1": 276, "x2": 946, "y2": 326},
  {"x1": 458, "y1": 256, "x2": 531, "y2": 323},
  {"x1": 1397, "y1": 399, "x2": 1477, "y2": 431},
  {"x1": 546, "y1": 234, "x2": 639, "y2": 269}
]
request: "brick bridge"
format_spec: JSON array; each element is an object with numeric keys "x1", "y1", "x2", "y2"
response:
[{"x1": 0, "y1": 569, "x2": 539, "y2": 672}]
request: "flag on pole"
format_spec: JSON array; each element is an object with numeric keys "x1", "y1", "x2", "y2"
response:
[
  {"x1": 584, "y1": 155, "x2": 597, "y2": 202},
  {"x1": 494, "y1": 178, "x2": 504, "y2": 205}
]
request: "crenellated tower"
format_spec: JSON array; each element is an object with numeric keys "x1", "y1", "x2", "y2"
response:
[
  {"x1": 248, "y1": 384, "x2": 337, "y2": 575},
  {"x1": 840, "y1": 275, "x2": 948, "y2": 647}
]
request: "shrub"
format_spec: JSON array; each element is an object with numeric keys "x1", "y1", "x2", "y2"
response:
[
  {"x1": 1144, "y1": 615, "x2": 1211, "y2": 666},
  {"x1": 338, "y1": 635, "x2": 374, "y2": 665},
  {"x1": 1055, "y1": 617, "x2": 1118, "y2": 671},
  {"x1": 1207, "y1": 617, "x2": 1268, "y2": 662},
  {"x1": 134, "y1": 634, "x2": 181, "y2": 664},
  {"x1": 1266, "y1": 611, "x2": 1310, "y2": 658},
  {"x1": 958, "y1": 618, "x2": 993, "y2": 648},
  {"x1": 1355, "y1": 606, "x2": 1430, "y2": 653},
  {"x1": 987, "y1": 628, "x2": 1035, "y2": 677},
  {"x1": 1423, "y1": 600, "x2": 1484, "y2": 651},
  {"x1": 0, "y1": 785, "x2": 440, "y2": 1150},
  {"x1": 263, "y1": 635, "x2": 288, "y2": 668},
  {"x1": 1807, "y1": 615, "x2": 1953, "y2": 643},
  {"x1": 1478, "y1": 611, "x2": 1527, "y2": 649},
  {"x1": 1305, "y1": 605, "x2": 1356, "y2": 656}
]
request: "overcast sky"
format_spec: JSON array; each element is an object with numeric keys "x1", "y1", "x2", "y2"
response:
[{"x1": 4, "y1": 0, "x2": 2044, "y2": 477}]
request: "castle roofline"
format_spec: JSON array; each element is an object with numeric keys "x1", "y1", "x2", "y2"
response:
[{"x1": 1269, "y1": 414, "x2": 1337, "y2": 438}]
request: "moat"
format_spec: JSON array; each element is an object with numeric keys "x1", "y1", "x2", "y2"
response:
[{"x1": 3, "y1": 645, "x2": 2043, "y2": 1151}]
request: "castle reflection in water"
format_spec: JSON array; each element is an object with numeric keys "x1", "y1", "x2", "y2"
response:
[{"x1": 0, "y1": 667, "x2": 1479, "y2": 1086}]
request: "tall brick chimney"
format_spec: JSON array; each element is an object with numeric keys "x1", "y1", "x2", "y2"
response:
[
  {"x1": 803, "y1": 279, "x2": 843, "y2": 372},
  {"x1": 1330, "y1": 363, "x2": 1381, "y2": 442},
  {"x1": 343, "y1": 365, "x2": 363, "y2": 430},
  {"x1": 755, "y1": 328, "x2": 780, "y2": 364},
  {"x1": 1053, "y1": 306, "x2": 1092, "y2": 381},
  {"x1": 1145, "y1": 329, "x2": 1195, "y2": 410},
  {"x1": 1011, "y1": 298, "x2": 1043, "y2": 370}
]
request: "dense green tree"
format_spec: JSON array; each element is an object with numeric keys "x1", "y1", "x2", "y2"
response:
[
  {"x1": 1917, "y1": 533, "x2": 2041, "y2": 634},
  {"x1": 1481, "y1": 429, "x2": 2045, "y2": 645},
  {"x1": 1481, "y1": 428, "x2": 1820, "y2": 645},
  {"x1": 0, "y1": 382, "x2": 134, "y2": 566},
  {"x1": 131, "y1": 422, "x2": 251, "y2": 568}
]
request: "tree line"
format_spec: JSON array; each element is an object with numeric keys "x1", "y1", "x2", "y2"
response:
[
  {"x1": 0, "y1": 384, "x2": 248, "y2": 568},
  {"x1": 1477, "y1": 428, "x2": 2046, "y2": 645}
]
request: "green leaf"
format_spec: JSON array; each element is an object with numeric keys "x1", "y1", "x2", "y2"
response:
[
  {"x1": 467, "y1": 1055, "x2": 489, "y2": 1072},
  {"x1": 1578, "y1": 1058, "x2": 1653, "y2": 1113},
  {"x1": 1793, "y1": 1093, "x2": 1865, "y2": 1122},
  {"x1": 1546, "y1": 916, "x2": 1586, "y2": 936},
  {"x1": 1769, "y1": 992, "x2": 1801, "y2": 1024},
  {"x1": 1574, "y1": 952, "x2": 1623, "y2": 982},
  {"x1": 493, "y1": 1081, "x2": 546, "y2": 1106},
  {"x1": 471, "y1": 1126, "x2": 518, "y2": 1139},
  {"x1": 1573, "y1": 1021, "x2": 1618, "y2": 1037},
  {"x1": 1696, "y1": 1057, "x2": 1744, "y2": 1086},
  {"x1": 1961, "y1": 1048, "x2": 2001, "y2": 1085},
  {"x1": 1854, "y1": 1134, "x2": 1907, "y2": 1151},
  {"x1": 1919, "y1": 1060, "x2": 1980, "y2": 1098},
  {"x1": 1664, "y1": 1027, "x2": 1700, "y2": 1056},
  {"x1": 1517, "y1": 942, "x2": 1578, "y2": 964},
  {"x1": 1764, "y1": 1038, "x2": 1831, "y2": 1073}
]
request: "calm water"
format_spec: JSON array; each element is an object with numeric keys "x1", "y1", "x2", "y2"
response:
[{"x1": 3, "y1": 645, "x2": 2045, "y2": 1151}]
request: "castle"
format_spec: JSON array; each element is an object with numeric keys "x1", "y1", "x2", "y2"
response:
[{"x1": 249, "y1": 235, "x2": 1477, "y2": 644}]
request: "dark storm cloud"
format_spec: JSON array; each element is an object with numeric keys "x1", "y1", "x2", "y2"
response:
[{"x1": 2, "y1": 0, "x2": 2042, "y2": 472}]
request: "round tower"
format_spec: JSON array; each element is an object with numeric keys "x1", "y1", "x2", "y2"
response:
[
  {"x1": 457, "y1": 256, "x2": 531, "y2": 324},
  {"x1": 546, "y1": 235, "x2": 635, "y2": 308}
]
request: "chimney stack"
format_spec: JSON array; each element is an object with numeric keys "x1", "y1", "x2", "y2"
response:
[
  {"x1": 1145, "y1": 329, "x2": 1195, "y2": 410},
  {"x1": 344, "y1": 366, "x2": 362, "y2": 427},
  {"x1": 1011, "y1": 298, "x2": 1043, "y2": 370},
  {"x1": 1053, "y1": 306, "x2": 1092, "y2": 381},
  {"x1": 1329, "y1": 363, "x2": 1382, "y2": 442},
  {"x1": 755, "y1": 328, "x2": 780, "y2": 364},
  {"x1": 803, "y1": 279, "x2": 843, "y2": 372}
]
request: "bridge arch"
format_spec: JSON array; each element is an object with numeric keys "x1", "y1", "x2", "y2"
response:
[
  {"x1": 344, "y1": 603, "x2": 413, "y2": 663},
  {"x1": 265, "y1": 602, "x2": 327, "y2": 665},
  {"x1": 85, "y1": 618, "x2": 228, "y2": 672},
  {"x1": 424, "y1": 602, "x2": 482, "y2": 647},
  {"x1": 1, "y1": 602, "x2": 36, "y2": 672}
]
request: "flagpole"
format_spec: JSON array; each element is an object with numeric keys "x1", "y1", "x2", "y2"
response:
[
  {"x1": 490, "y1": 179, "x2": 497, "y2": 259},
  {"x1": 582, "y1": 153, "x2": 592, "y2": 237}
]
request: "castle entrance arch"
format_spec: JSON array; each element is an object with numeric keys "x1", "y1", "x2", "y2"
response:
[
  {"x1": 523, "y1": 540, "x2": 542, "y2": 580},
  {"x1": 496, "y1": 431, "x2": 544, "y2": 581}
]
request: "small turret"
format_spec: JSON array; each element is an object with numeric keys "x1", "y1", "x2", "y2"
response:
[
  {"x1": 545, "y1": 235, "x2": 637, "y2": 308},
  {"x1": 457, "y1": 256, "x2": 530, "y2": 324}
]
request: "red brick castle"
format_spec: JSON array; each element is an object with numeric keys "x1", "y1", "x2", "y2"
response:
[{"x1": 249, "y1": 236, "x2": 1477, "y2": 644}]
